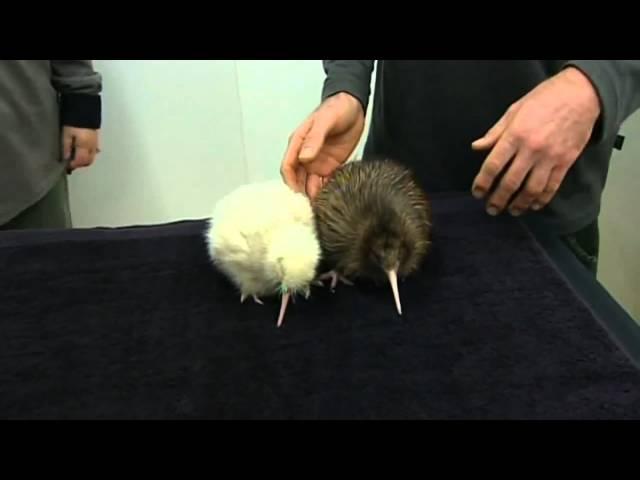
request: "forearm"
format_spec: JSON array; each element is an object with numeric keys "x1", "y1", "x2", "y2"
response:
[
  {"x1": 321, "y1": 60, "x2": 375, "y2": 114},
  {"x1": 50, "y1": 60, "x2": 103, "y2": 129},
  {"x1": 566, "y1": 60, "x2": 640, "y2": 142}
]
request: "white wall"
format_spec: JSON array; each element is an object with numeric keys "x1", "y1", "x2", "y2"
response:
[
  {"x1": 235, "y1": 60, "x2": 375, "y2": 183},
  {"x1": 69, "y1": 60, "x2": 249, "y2": 227},
  {"x1": 69, "y1": 60, "x2": 374, "y2": 228},
  {"x1": 235, "y1": 60, "x2": 325, "y2": 183},
  {"x1": 598, "y1": 111, "x2": 640, "y2": 322}
]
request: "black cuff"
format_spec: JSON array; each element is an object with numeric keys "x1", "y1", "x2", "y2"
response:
[{"x1": 60, "y1": 93, "x2": 102, "y2": 129}]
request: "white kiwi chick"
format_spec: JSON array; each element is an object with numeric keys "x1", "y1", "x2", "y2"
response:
[{"x1": 205, "y1": 180, "x2": 321, "y2": 327}]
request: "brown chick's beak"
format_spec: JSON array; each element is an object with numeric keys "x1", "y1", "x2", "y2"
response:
[
  {"x1": 277, "y1": 291, "x2": 291, "y2": 328},
  {"x1": 387, "y1": 269, "x2": 402, "y2": 315}
]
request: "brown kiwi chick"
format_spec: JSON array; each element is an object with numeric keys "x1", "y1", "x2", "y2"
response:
[{"x1": 312, "y1": 158, "x2": 432, "y2": 315}]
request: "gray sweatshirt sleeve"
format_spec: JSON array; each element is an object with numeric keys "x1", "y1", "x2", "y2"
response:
[
  {"x1": 50, "y1": 60, "x2": 103, "y2": 129},
  {"x1": 565, "y1": 60, "x2": 640, "y2": 144},
  {"x1": 321, "y1": 60, "x2": 375, "y2": 113}
]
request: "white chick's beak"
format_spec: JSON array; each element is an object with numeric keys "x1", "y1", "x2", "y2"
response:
[
  {"x1": 277, "y1": 291, "x2": 291, "y2": 328},
  {"x1": 387, "y1": 269, "x2": 402, "y2": 315}
]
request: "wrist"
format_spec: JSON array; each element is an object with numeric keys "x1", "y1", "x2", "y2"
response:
[
  {"x1": 561, "y1": 66, "x2": 602, "y2": 119},
  {"x1": 327, "y1": 91, "x2": 365, "y2": 116}
]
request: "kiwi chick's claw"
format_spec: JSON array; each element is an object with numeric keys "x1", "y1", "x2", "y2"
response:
[
  {"x1": 312, "y1": 158, "x2": 432, "y2": 316},
  {"x1": 241, "y1": 293, "x2": 264, "y2": 305},
  {"x1": 316, "y1": 270, "x2": 354, "y2": 292}
]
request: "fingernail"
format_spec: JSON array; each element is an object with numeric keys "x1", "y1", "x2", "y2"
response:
[
  {"x1": 300, "y1": 146, "x2": 313, "y2": 157},
  {"x1": 472, "y1": 187, "x2": 485, "y2": 199},
  {"x1": 509, "y1": 208, "x2": 522, "y2": 217},
  {"x1": 532, "y1": 203, "x2": 542, "y2": 211},
  {"x1": 487, "y1": 206, "x2": 499, "y2": 216}
]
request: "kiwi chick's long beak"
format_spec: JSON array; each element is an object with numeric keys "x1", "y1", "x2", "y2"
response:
[
  {"x1": 387, "y1": 269, "x2": 402, "y2": 315},
  {"x1": 277, "y1": 291, "x2": 291, "y2": 328}
]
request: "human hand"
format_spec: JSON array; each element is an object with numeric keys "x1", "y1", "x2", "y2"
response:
[
  {"x1": 280, "y1": 92, "x2": 365, "y2": 198},
  {"x1": 471, "y1": 66, "x2": 602, "y2": 216},
  {"x1": 62, "y1": 126, "x2": 100, "y2": 173}
]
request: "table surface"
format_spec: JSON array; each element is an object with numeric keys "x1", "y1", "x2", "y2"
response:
[
  {"x1": 523, "y1": 214, "x2": 640, "y2": 368},
  {"x1": 1, "y1": 193, "x2": 639, "y2": 419}
]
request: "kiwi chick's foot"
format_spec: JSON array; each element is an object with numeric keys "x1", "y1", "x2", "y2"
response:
[
  {"x1": 316, "y1": 271, "x2": 354, "y2": 292},
  {"x1": 241, "y1": 293, "x2": 264, "y2": 305}
]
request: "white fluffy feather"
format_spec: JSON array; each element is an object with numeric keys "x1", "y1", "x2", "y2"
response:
[{"x1": 205, "y1": 180, "x2": 321, "y2": 326}]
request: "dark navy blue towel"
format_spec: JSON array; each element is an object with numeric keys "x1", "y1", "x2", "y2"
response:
[{"x1": 1, "y1": 194, "x2": 639, "y2": 419}]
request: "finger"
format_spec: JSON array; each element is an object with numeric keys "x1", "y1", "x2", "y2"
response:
[
  {"x1": 281, "y1": 161, "x2": 302, "y2": 193},
  {"x1": 485, "y1": 149, "x2": 535, "y2": 215},
  {"x1": 69, "y1": 148, "x2": 91, "y2": 169},
  {"x1": 281, "y1": 121, "x2": 312, "y2": 192},
  {"x1": 86, "y1": 150, "x2": 97, "y2": 166},
  {"x1": 532, "y1": 165, "x2": 570, "y2": 211},
  {"x1": 507, "y1": 162, "x2": 553, "y2": 216},
  {"x1": 63, "y1": 133, "x2": 74, "y2": 161},
  {"x1": 295, "y1": 166, "x2": 307, "y2": 194},
  {"x1": 305, "y1": 174, "x2": 324, "y2": 199},
  {"x1": 471, "y1": 134, "x2": 519, "y2": 199}
]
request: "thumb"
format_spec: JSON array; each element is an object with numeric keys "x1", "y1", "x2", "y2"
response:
[{"x1": 299, "y1": 113, "x2": 332, "y2": 161}]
